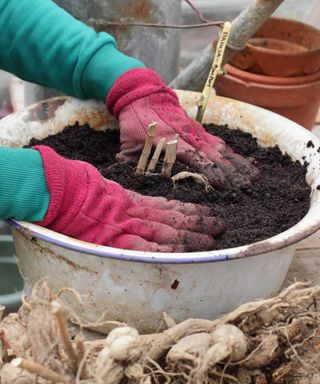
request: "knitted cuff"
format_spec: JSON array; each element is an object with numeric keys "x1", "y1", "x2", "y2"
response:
[
  {"x1": 33, "y1": 145, "x2": 88, "y2": 229},
  {"x1": 106, "y1": 68, "x2": 178, "y2": 118}
]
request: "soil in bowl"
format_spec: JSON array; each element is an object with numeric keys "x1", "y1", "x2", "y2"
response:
[{"x1": 27, "y1": 123, "x2": 310, "y2": 251}]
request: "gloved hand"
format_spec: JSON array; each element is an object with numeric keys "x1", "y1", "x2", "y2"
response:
[
  {"x1": 34, "y1": 145, "x2": 225, "y2": 252},
  {"x1": 107, "y1": 68, "x2": 259, "y2": 189}
]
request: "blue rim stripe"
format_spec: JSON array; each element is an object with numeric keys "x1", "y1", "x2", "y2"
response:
[{"x1": 6, "y1": 219, "x2": 236, "y2": 264}]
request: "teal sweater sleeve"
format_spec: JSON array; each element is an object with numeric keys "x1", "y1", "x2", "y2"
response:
[
  {"x1": 0, "y1": 0, "x2": 145, "y2": 102},
  {"x1": 0, "y1": 147, "x2": 49, "y2": 221},
  {"x1": 0, "y1": 0, "x2": 146, "y2": 222}
]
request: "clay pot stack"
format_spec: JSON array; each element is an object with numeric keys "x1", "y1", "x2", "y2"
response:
[{"x1": 216, "y1": 17, "x2": 320, "y2": 130}]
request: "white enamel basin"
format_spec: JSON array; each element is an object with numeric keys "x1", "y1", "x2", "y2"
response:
[{"x1": 0, "y1": 91, "x2": 319, "y2": 333}]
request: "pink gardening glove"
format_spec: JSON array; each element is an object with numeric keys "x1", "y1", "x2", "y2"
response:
[
  {"x1": 107, "y1": 68, "x2": 259, "y2": 189},
  {"x1": 34, "y1": 145, "x2": 225, "y2": 252}
]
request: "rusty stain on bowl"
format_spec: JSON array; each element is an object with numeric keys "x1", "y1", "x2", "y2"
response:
[{"x1": 23, "y1": 99, "x2": 66, "y2": 122}]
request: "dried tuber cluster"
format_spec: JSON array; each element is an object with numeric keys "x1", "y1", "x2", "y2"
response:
[{"x1": 1, "y1": 282, "x2": 320, "y2": 383}]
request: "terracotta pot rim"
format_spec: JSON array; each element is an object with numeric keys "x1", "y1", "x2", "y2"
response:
[
  {"x1": 225, "y1": 64, "x2": 320, "y2": 86},
  {"x1": 217, "y1": 74, "x2": 320, "y2": 103},
  {"x1": 229, "y1": 16, "x2": 320, "y2": 77},
  {"x1": 221, "y1": 73, "x2": 320, "y2": 94},
  {"x1": 264, "y1": 17, "x2": 320, "y2": 36},
  {"x1": 246, "y1": 42, "x2": 320, "y2": 56}
]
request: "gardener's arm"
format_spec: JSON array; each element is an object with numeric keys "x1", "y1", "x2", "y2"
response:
[
  {"x1": 0, "y1": 0, "x2": 144, "y2": 101},
  {"x1": 0, "y1": 145, "x2": 224, "y2": 252},
  {"x1": 0, "y1": 0, "x2": 258, "y2": 191}
]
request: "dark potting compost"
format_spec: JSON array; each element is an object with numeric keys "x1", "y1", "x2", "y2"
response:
[{"x1": 28, "y1": 123, "x2": 310, "y2": 250}]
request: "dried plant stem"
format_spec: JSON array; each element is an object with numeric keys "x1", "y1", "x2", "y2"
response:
[
  {"x1": 147, "y1": 138, "x2": 166, "y2": 173},
  {"x1": 162, "y1": 135, "x2": 179, "y2": 178},
  {"x1": 89, "y1": 18, "x2": 223, "y2": 30},
  {"x1": 0, "y1": 330, "x2": 14, "y2": 358},
  {"x1": 57, "y1": 287, "x2": 84, "y2": 304},
  {"x1": 163, "y1": 312, "x2": 177, "y2": 328},
  {"x1": 51, "y1": 300, "x2": 77, "y2": 369},
  {"x1": 11, "y1": 357, "x2": 70, "y2": 383},
  {"x1": 135, "y1": 122, "x2": 157, "y2": 175},
  {"x1": 89, "y1": 0, "x2": 223, "y2": 31},
  {"x1": 75, "y1": 335, "x2": 89, "y2": 380},
  {"x1": 183, "y1": 0, "x2": 212, "y2": 23}
]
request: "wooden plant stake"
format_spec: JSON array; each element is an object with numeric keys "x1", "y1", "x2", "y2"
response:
[
  {"x1": 196, "y1": 21, "x2": 231, "y2": 123},
  {"x1": 162, "y1": 134, "x2": 179, "y2": 178},
  {"x1": 51, "y1": 300, "x2": 77, "y2": 370},
  {"x1": 135, "y1": 122, "x2": 157, "y2": 175},
  {"x1": 147, "y1": 137, "x2": 166, "y2": 173},
  {"x1": 11, "y1": 357, "x2": 71, "y2": 384}
]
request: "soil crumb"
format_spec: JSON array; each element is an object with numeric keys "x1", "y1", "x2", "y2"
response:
[{"x1": 28, "y1": 123, "x2": 310, "y2": 250}]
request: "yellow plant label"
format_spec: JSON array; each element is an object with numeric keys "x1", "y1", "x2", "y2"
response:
[{"x1": 196, "y1": 21, "x2": 232, "y2": 123}]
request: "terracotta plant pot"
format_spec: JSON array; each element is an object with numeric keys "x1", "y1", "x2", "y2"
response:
[
  {"x1": 216, "y1": 63, "x2": 320, "y2": 130},
  {"x1": 230, "y1": 17, "x2": 320, "y2": 77}
]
